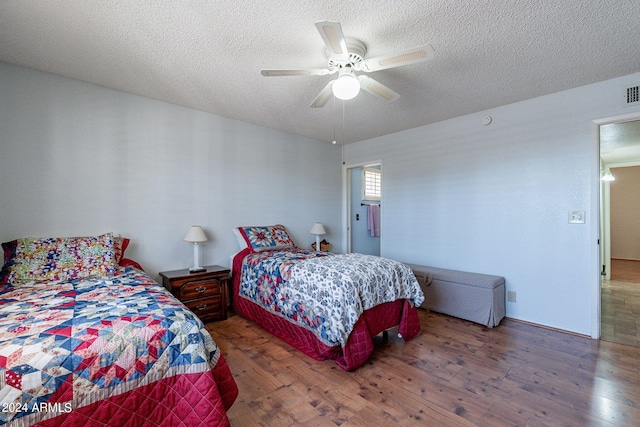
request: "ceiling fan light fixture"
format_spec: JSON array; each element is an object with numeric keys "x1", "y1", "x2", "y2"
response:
[
  {"x1": 332, "y1": 72, "x2": 360, "y2": 100},
  {"x1": 261, "y1": 21, "x2": 435, "y2": 108}
]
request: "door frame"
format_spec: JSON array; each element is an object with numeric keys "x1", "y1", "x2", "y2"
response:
[
  {"x1": 342, "y1": 160, "x2": 383, "y2": 254},
  {"x1": 601, "y1": 159, "x2": 640, "y2": 281},
  {"x1": 592, "y1": 110, "x2": 640, "y2": 339}
]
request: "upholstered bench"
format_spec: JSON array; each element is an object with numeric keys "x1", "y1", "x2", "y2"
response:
[{"x1": 404, "y1": 263, "x2": 505, "y2": 328}]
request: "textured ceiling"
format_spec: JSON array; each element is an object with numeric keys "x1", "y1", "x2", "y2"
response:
[
  {"x1": 601, "y1": 120, "x2": 640, "y2": 166},
  {"x1": 1, "y1": 1, "x2": 640, "y2": 145}
]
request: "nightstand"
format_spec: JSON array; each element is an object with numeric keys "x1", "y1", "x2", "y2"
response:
[{"x1": 159, "y1": 265, "x2": 230, "y2": 321}]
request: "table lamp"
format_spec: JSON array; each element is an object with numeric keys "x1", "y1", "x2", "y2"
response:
[
  {"x1": 184, "y1": 225, "x2": 207, "y2": 273},
  {"x1": 310, "y1": 222, "x2": 326, "y2": 251}
]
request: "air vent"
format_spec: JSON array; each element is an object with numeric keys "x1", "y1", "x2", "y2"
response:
[{"x1": 626, "y1": 85, "x2": 639, "y2": 105}]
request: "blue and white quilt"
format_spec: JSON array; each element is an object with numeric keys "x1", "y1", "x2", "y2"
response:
[{"x1": 239, "y1": 249, "x2": 424, "y2": 347}]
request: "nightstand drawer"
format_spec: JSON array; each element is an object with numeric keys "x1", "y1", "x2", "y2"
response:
[
  {"x1": 179, "y1": 278, "x2": 221, "y2": 300},
  {"x1": 184, "y1": 295, "x2": 222, "y2": 319},
  {"x1": 159, "y1": 265, "x2": 230, "y2": 322}
]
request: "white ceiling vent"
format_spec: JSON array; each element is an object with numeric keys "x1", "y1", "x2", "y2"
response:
[{"x1": 624, "y1": 85, "x2": 640, "y2": 106}]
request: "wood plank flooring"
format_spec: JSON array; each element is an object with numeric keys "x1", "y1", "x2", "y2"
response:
[
  {"x1": 206, "y1": 309, "x2": 640, "y2": 426},
  {"x1": 601, "y1": 259, "x2": 640, "y2": 347}
]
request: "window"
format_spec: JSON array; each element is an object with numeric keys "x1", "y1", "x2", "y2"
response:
[{"x1": 362, "y1": 167, "x2": 381, "y2": 201}]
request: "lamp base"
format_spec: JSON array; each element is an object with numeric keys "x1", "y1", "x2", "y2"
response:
[{"x1": 189, "y1": 267, "x2": 206, "y2": 273}]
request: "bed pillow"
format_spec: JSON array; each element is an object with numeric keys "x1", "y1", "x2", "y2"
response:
[
  {"x1": 114, "y1": 236, "x2": 130, "y2": 264},
  {"x1": 236, "y1": 224, "x2": 296, "y2": 252},
  {"x1": 3, "y1": 239, "x2": 17, "y2": 266},
  {"x1": 1, "y1": 233, "x2": 116, "y2": 285},
  {"x1": 119, "y1": 257, "x2": 144, "y2": 271}
]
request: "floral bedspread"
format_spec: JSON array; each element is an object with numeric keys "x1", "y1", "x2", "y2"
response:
[
  {"x1": 239, "y1": 249, "x2": 424, "y2": 347},
  {"x1": 0, "y1": 267, "x2": 221, "y2": 426}
]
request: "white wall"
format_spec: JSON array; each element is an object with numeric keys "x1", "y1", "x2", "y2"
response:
[
  {"x1": 0, "y1": 62, "x2": 343, "y2": 280},
  {"x1": 345, "y1": 72, "x2": 640, "y2": 335}
]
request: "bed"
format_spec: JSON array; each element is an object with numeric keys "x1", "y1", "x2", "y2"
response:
[
  {"x1": 231, "y1": 225, "x2": 424, "y2": 371},
  {"x1": 0, "y1": 233, "x2": 237, "y2": 427}
]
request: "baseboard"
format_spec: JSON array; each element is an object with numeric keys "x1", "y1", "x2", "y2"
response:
[{"x1": 504, "y1": 317, "x2": 591, "y2": 339}]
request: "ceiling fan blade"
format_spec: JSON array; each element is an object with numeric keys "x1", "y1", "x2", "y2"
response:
[
  {"x1": 358, "y1": 75, "x2": 400, "y2": 101},
  {"x1": 261, "y1": 68, "x2": 331, "y2": 77},
  {"x1": 310, "y1": 81, "x2": 334, "y2": 108},
  {"x1": 360, "y1": 44, "x2": 435, "y2": 72},
  {"x1": 315, "y1": 21, "x2": 349, "y2": 61}
]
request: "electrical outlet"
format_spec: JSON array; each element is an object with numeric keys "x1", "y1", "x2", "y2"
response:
[
  {"x1": 507, "y1": 291, "x2": 517, "y2": 303},
  {"x1": 568, "y1": 211, "x2": 585, "y2": 224}
]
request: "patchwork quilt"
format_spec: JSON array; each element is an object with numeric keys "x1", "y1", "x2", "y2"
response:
[
  {"x1": 0, "y1": 267, "x2": 237, "y2": 427},
  {"x1": 239, "y1": 249, "x2": 424, "y2": 347}
]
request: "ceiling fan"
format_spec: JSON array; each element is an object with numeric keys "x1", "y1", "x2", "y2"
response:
[{"x1": 261, "y1": 21, "x2": 435, "y2": 108}]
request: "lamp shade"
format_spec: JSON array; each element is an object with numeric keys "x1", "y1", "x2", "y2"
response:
[
  {"x1": 310, "y1": 222, "x2": 326, "y2": 235},
  {"x1": 184, "y1": 226, "x2": 207, "y2": 242}
]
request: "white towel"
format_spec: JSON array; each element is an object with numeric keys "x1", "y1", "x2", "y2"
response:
[{"x1": 367, "y1": 204, "x2": 380, "y2": 237}]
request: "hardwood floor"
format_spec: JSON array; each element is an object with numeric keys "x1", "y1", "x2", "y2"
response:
[
  {"x1": 601, "y1": 259, "x2": 640, "y2": 347},
  {"x1": 206, "y1": 309, "x2": 640, "y2": 426}
]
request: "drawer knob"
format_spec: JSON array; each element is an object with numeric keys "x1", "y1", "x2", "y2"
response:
[
  {"x1": 195, "y1": 286, "x2": 207, "y2": 293},
  {"x1": 196, "y1": 304, "x2": 208, "y2": 311}
]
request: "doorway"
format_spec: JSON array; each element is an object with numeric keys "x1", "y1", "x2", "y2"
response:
[
  {"x1": 345, "y1": 162, "x2": 382, "y2": 255},
  {"x1": 599, "y1": 119, "x2": 640, "y2": 347}
]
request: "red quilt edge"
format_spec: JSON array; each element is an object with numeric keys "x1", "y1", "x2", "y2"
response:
[{"x1": 36, "y1": 355, "x2": 238, "y2": 427}]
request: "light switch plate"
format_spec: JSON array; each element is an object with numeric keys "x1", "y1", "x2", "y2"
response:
[{"x1": 569, "y1": 211, "x2": 586, "y2": 224}]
